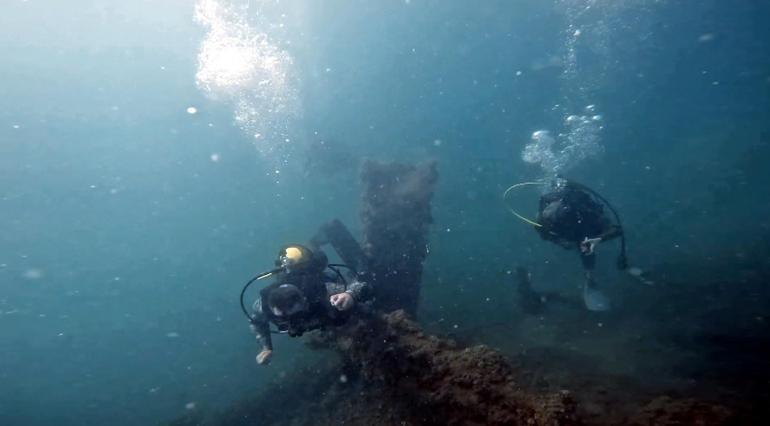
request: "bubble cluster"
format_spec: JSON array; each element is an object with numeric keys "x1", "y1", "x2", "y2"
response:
[
  {"x1": 194, "y1": 0, "x2": 300, "y2": 155},
  {"x1": 558, "y1": 0, "x2": 615, "y2": 95},
  {"x1": 522, "y1": 106, "x2": 604, "y2": 176}
]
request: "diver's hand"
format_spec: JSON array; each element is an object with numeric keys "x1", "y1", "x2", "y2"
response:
[
  {"x1": 330, "y1": 292, "x2": 355, "y2": 311},
  {"x1": 580, "y1": 237, "x2": 602, "y2": 255},
  {"x1": 256, "y1": 349, "x2": 273, "y2": 365}
]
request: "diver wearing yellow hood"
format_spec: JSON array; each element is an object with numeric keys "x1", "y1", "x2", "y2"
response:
[{"x1": 242, "y1": 221, "x2": 371, "y2": 365}]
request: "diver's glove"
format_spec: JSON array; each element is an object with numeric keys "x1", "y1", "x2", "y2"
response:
[
  {"x1": 580, "y1": 237, "x2": 602, "y2": 255},
  {"x1": 330, "y1": 292, "x2": 355, "y2": 311}
]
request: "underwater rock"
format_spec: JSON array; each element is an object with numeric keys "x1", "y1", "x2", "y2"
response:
[
  {"x1": 334, "y1": 310, "x2": 581, "y2": 425},
  {"x1": 360, "y1": 161, "x2": 438, "y2": 315}
]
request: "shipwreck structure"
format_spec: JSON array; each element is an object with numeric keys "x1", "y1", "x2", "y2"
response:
[{"x1": 359, "y1": 160, "x2": 438, "y2": 315}]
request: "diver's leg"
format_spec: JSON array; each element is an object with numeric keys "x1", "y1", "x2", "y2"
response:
[
  {"x1": 516, "y1": 266, "x2": 544, "y2": 314},
  {"x1": 581, "y1": 253, "x2": 597, "y2": 286},
  {"x1": 310, "y1": 219, "x2": 369, "y2": 275},
  {"x1": 580, "y1": 253, "x2": 611, "y2": 311}
]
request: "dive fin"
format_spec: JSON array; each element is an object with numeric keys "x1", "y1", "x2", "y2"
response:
[{"x1": 583, "y1": 285, "x2": 611, "y2": 312}]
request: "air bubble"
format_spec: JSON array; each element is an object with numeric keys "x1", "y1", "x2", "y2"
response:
[
  {"x1": 521, "y1": 109, "x2": 604, "y2": 176},
  {"x1": 194, "y1": 0, "x2": 300, "y2": 156}
]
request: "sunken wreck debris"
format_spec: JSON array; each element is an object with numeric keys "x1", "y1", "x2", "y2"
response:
[
  {"x1": 167, "y1": 306, "x2": 740, "y2": 426},
  {"x1": 627, "y1": 396, "x2": 733, "y2": 425},
  {"x1": 360, "y1": 160, "x2": 438, "y2": 315},
  {"x1": 333, "y1": 310, "x2": 581, "y2": 426},
  {"x1": 189, "y1": 310, "x2": 583, "y2": 426}
]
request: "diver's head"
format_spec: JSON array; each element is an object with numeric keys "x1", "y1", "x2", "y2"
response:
[
  {"x1": 275, "y1": 244, "x2": 327, "y2": 274},
  {"x1": 542, "y1": 199, "x2": 563, "y2": 220},
  {"x1": 541, "y1": 198, "x2": 573, "y2": 228},
  {"x1": 267, "y1": 284, "x2": 308, "y2": 317}
]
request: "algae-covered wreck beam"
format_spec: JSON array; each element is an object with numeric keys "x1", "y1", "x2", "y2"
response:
[
  {"x1": 360, "y1": 160, "x2": 438, "y2": 315},
  {"x1": 335, "y1": 310, "x2": 580, "y2": 426}
]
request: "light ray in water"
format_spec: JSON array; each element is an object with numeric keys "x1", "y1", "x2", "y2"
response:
[{"x1": 194, "y1": 0, "x2": 301, "y2": 157}]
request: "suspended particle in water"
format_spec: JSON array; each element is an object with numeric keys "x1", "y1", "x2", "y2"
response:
[
  {"x1": 433, "y1": 139, "x2": 442, "y2": 146},
  {"x1": 166, "y1": 332, "x2": 180, "y2": 338},
  {"x1": 185, "y1": 402, "x2": 196, "y2": 410},
  {"x1": 339, "y1": 374, "x2": 348, "y2": 384},
  {"x1": 698, "y1": 33, "x2": 715, "y2": 43},
  {"x1": 186, "y1": 106, "x2": 198, "y2": 114},
  {"x1": 210, "y1": 153, "x2": 221, "y2": 163},
  {"x1": 22, "y1": 269, "x2": 44, "y2": 280},
  {"x1": 12, "y1": 124, "x2": 20, "y2": 129}
]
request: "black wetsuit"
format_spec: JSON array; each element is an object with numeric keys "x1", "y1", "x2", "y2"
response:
[
  {"x1": 250, "y1": 269, "x2": 369, "y2": 352},
  {"x1": 536, "y1": 184, "x2": 620, "y2": 270}
]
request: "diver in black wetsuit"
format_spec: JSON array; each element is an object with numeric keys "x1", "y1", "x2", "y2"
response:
[
  {"x1": 245, "y1": 220, "x2": 371, "y2": 365},
  {"x1": 535, "y1": 179, "x2": 624, "y2": 311}
]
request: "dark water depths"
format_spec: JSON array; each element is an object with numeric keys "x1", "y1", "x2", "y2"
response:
[{"x1": 1, "y1": 0, "x2": 769, "y2": 424}]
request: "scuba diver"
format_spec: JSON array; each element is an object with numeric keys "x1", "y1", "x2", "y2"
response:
[
  {"x1": 240, "y1": 220, "x2": 371, "y2": 365},
  {"x1": 505, "y1": 178, "x2": 627, "y2": 311}
]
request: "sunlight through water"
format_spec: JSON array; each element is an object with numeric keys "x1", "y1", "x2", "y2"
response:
[{"x1": 194, "y1": 0, "x2": 301, "y2": 157}]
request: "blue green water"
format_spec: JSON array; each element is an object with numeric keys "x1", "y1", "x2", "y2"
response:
[{"x1": 1, "y1": 0, "x2": 769, "y2": 424}]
